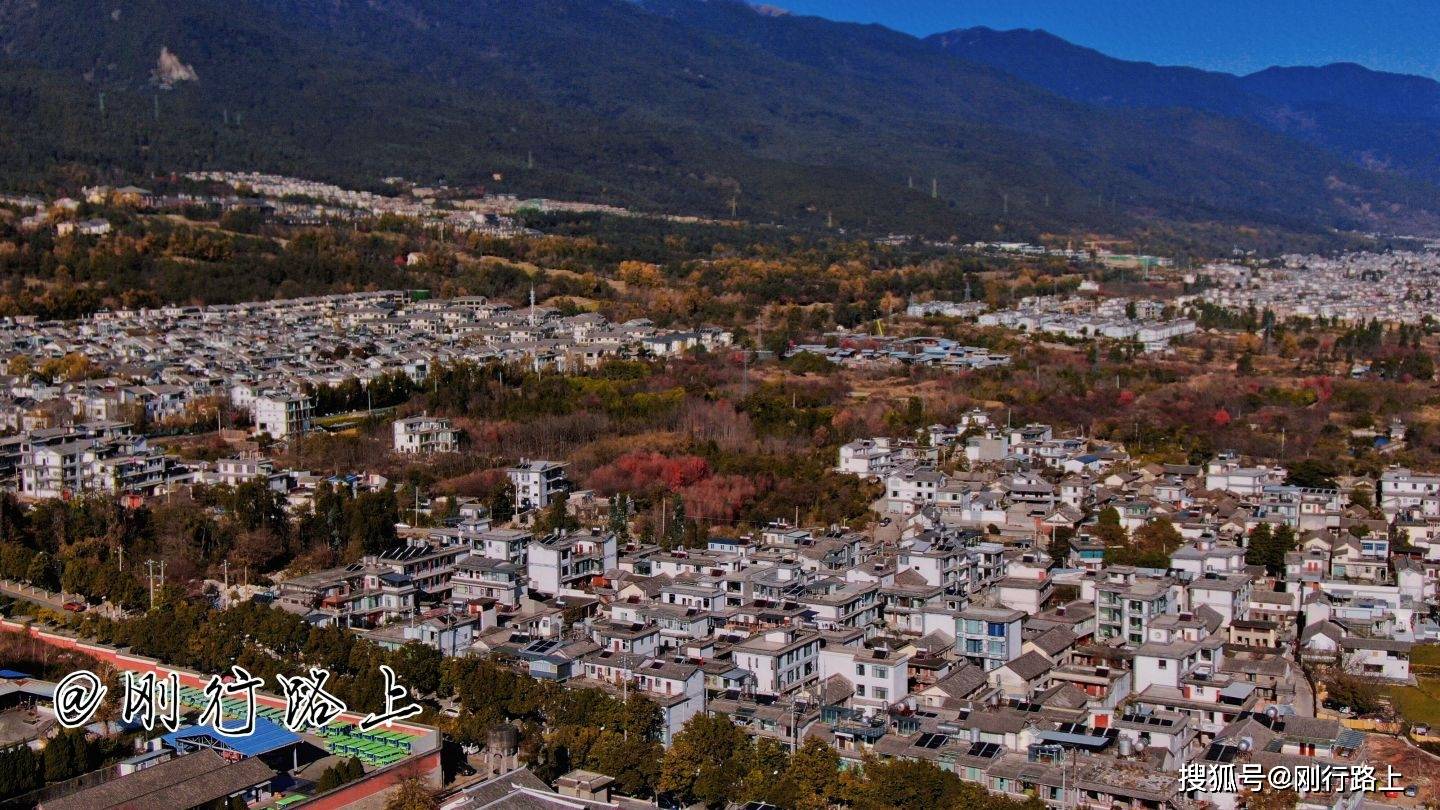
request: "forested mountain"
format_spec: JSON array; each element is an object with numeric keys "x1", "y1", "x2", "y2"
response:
[
  {"x1": 2, "y1": 0, "x2": 1440, "y2": 240},
  {"x1": 932, "y1": 27, "x2": 1440, "y2": 187}
]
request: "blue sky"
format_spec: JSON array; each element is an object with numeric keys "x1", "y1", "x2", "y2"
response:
[{"x1": 773, "y1": 1, "x2": 1440, "y2": 79}]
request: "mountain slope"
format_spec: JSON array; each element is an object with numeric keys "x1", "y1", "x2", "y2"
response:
[
  {"x1": 931, "y1": 26, "x2": 1440, "y2": 186},
  {"x1": 0, "y1": 0, "x2": 1437, "y2": 241}
]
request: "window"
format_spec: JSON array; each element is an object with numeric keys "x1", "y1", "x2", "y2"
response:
[
  {"x1": 1158, "y1": 659, "x2": 1168, "y2": 670},
  {"x1": 855, "y1": 664, "x2": 866, "y2": 677},
  {"x1": 874, "y1": 687, "x2": 888, "y2": 701},
  {"x1": 856, "y1": 685, "x2": 866, "y2": 697},
  {"x1": 987, "y1": 622, "x2": 1006, "y2": 637},
  {"x1": 966, "y1": 639, "x2": 983, "y2": 653},
  {"x1": 873, "y1": 666, "x2": 889, "y2": 678}
]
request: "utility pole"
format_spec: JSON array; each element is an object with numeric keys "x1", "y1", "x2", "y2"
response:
[
  {"x1": 145, "y1": 559, "x2": 165, "y2": 611},
  {"x1": 931, "y1": 178, "x2": 938, "y2": 199}
]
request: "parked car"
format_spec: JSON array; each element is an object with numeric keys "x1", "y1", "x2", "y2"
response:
[{"x1": 61, "y1": 601, "x2": 86, "y2": 613}]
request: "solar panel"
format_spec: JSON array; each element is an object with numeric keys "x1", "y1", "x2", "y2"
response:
[
  {"x1": 967, "y1": 741, "x2": 1002, "y2": 759},
  {"x1": 915, "y1": 733, "x2": 949, "y2": 750},
  {"x1": 1205, "y1": 743, "x2": 1239, "y2": 764}
]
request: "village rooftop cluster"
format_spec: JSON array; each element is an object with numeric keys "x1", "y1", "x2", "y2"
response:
[
  {"x1": 9, "y1": 408, "x2": 1428, "y2": 808},
  {"x1": 0, "y1": 291, "x2": 731, "y2": 498},
  {"x1": 1193, "y1": 250, "x2": 1440, "y2": 325}
]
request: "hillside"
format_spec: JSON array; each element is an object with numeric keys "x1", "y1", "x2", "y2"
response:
[
  {"x1": 931, "y1": 26, "x2": 1440, "y2": 187},
  {"x1": 1, "y1": 0, "x2": 1439, "y2": 242}
]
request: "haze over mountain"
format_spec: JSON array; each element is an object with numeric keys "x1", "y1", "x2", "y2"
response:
[
  {"x1": 931, "y1": 27, "x2": 1440, "y2": 186},
  {"x1": 3, "y1": 0, "x2": 1440, "y2": 243}
]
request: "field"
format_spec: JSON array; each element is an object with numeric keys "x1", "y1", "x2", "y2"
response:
[{"x1": 1386, "y1": 645, "x2": 1440, "y2": 727}]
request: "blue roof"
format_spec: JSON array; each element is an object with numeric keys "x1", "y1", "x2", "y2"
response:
[
  {"x1": 0, "y1": 669, "x2": 32, "y2": 679},
  {"x1": 160, "y1": 716, "x2": 301, "y2": 757}
]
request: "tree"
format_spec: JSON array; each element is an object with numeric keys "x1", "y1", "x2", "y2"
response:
[
  {"x1": 26, "y1": 551, "x2": 57, "y2": 591},
  {"x1": 664, "y1": 494, "x2": 686, "y2": 550},
  {"x1": 536, "y1": 496, "x2": 577, "y2": 534},
  {"x1": 734, "y1": 737, "x2": 790, "y2": 805},
  {"x1": 1350, "y1": 484, "x2": 1374, "y2": 512},
  {"x1": 1286, "y1": 460, "x2": 1338, "y2": 490},
  {"x1": 0, "y1": 743, "x2": 41, "y2": 800},
  {"x1": 1133, "y1": 518, "x2": 1183, "y2": 556},
  {"x1": 592, "y1": 734, "x2": 662, "y2": 797},
  {"x1": 384, "y1": 777, "x2": 439, "y2": 810},
  {"x1": 781, "y1": 738, "x2": 840, "y2": 810},
  {"x1": 660, "y1": 714, "x2": 752, "y2": 806},
  {"x1": 1247, "y1": 524, "x2": 1298, "y2": 576},
  {"x1": 845, "y1": 757, "x2": 969, "y2": 810},
  {"x1": 488, "y1": 482, "x2": 516, "y2": 525},
  {"x1": 607, "y1": 494, "x2": 631, "y2": 542},
  {"x1": 1091, "y1": 508, "x2": 1127, "y2": 546},
  {"x1": 1326, "y1": 673, "x2": 1382, "y2": 716},
  {"x1": 1048, "y1": 526, "x2": 1075, "y2": 565},
  {"x1": 43, "y1": 729, "x2": 89, "y2": 783}
]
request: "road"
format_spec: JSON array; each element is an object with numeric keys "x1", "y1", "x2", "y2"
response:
[
  {"x1": 0, "y1": 578, "x2": 73, "y2": 611},
  {"x1": 1292, "y1": 665, "x2": 1317, "y2": 716},
  {"x1": 0, "y1": 578, "x2": 127, "y2": 619}
]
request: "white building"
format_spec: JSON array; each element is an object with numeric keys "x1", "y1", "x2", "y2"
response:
[
  {"x1": 731, "y1": 627, "x2": 821, "y2": 696},
  {"x1": 818, "y1": 641, "x2": 909, "y2": 709},
  {"x1": 252, "y1": 391, "x2": 313, "y2": 440},
  {"x1": 508, "y1": 459, "x2": 570, "y2": 512},
  {"x1": 837, "y1": 438, "x2": 896, "y2": 477},
  {"x1": 392, "y1": 414, "x2": 459, "y2": 454}
]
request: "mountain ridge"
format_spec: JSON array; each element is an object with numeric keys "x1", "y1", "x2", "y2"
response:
[
  {"x1": 1, "y1": 0, "x2": 1438, "y2": 244},
  {"x1": 929, "y1": 25, "x2": 1440, "y2": 187}
]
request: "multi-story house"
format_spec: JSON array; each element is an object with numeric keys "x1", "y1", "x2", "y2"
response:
[
  {"x1": 508, "y1": 459, "x2": 570, "y2": 512},
  {"x1": 449, "y1": 556, "x2": 525, "y2": 608},
  {"x1": 392, "y1": 414, "x2": 459, "y2": 454},
  {"x1": 252, "y1": 390, "x2": 313, "y2": 439},
  {"x1": 956, "y1": 606, "x2": 1024, "y2": 670},
  {"x1": 819, "y1": 639, "x2": 910, "y2": 709},
  {"x1": 527, "y1": 528, "x2": 617, "y2": 596},
  {"x1": 1094, "y1": 568, "x2": 1175, "y2": 645},
  {"x1": 732, "y1": 627, "x2": 822, "y2": 696}
]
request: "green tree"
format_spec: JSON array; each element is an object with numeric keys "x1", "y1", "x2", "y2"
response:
[
  {"x1": 846, "y1": 757, "x2": 968, "y2": 810},
  {"x1": 43, "y1": 729, "x2": 88, "y2": 782},
  {"x1": 1091, "y1": 507, "x2": 1127, "y2": 545},
  {"x1": 592, "y1": 734, "x2": 663, "y2": 797},
  {"x1": 780, "y1": 738, "x2": 840, "y2": 810},
  {"x1": 489, "y1": 482, "x2": 516, "y2": 525},
  {"x1": 26, "y1": 550, "x2": 57, "y2": 591},
  {"x1": 1245, "y1": 523, "x2": 1274, "y2": 570},
  {"x1": 1286, "y1": 460, "x2": 1338, "y2": 490},
  {"x1": 536, "y1": 496, "x2": 577, "y2": 534},
  {"x1": 607, "y1": 494, "x2": 631, "y2": 542},
  {"x1": 664, "y1": 494, "x2": 686, "y2": 550},
  {"x1": 659, "y1": 714, "x2": 752, "y2": 806}
]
